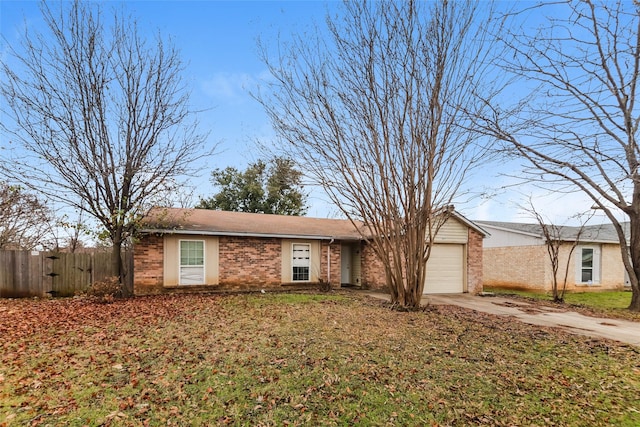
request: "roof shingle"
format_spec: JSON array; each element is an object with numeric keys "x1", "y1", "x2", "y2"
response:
[
  {"x1": 140, "y1": 207, "x2": 366, "y2": 240},
  {"x1": 476, "y1": 220, "x2": 629, "y2": 243}
]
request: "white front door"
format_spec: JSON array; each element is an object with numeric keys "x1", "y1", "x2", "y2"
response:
[{"x1": 341, "y1": 244, "x2": 352, "y2": 285}]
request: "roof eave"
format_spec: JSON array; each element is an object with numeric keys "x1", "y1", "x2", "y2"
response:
[
  {"x1": 451, "y1": 211, "x2": 491, "y2": 237},
  {"x1": 478, "y1": 223, "x2": 543, "y2": 239}
]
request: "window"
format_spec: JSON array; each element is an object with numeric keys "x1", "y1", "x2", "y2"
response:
[
  {"x1": 581, "y1": 248, "x2": 594, "y2": 283},
  {"x1": 292, "y1": 244, "x2": 310, "y2": 281},
  {"x1": 180, "y1": 240, "x2": 204, "y2": 285},
  {"x1": 577, "y1": 246, "x2": 600, "y2": 285}
]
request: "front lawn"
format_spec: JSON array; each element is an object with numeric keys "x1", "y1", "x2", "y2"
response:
[
  {"x1": 1, "y1": 292, "x2": 639, "y2": 426},
  {"x1": 564, "y1": 290, "x2": 632, "y2": 309},
  {"x1": 485, "y1": 288, "x2": 640, "y2": 320}
]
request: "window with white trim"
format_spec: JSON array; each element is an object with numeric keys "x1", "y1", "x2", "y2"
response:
[
  {"x1": 180, "y1": 240, "x2": 204, "y2": 285},
  {"x1": 577, "y1": 245, "x2": 600, "y2": 285},
  {"x1": 581, "y1": 248, "x2": 594, "y2": 282},
  {"x1": 292, "y1": 243, "x2": 310, "y2": 281}
]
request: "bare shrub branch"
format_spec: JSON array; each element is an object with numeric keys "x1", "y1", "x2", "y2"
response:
[
  {"x1": 473, "y1": 1, "x2": 640, "y2": 310},
  {"x1": 257, "y1": 1, "x2": 498, "y2": 308},
  {"x1": 1, "y1": 1, "x2": 212, "y2": 293}
]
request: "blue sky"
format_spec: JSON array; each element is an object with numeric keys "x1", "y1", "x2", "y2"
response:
[{"x1": 0, "y1": 0, "x2": 613, "y2": 225}]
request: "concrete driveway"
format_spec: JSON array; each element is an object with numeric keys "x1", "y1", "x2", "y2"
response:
[{"x1": 369, "y1": 293, "x2": 640, "y2": 346}]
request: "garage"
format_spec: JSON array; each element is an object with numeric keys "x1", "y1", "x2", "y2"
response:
[{"x1": 424, "y1": 244, "x2": 465, "y2": 294}]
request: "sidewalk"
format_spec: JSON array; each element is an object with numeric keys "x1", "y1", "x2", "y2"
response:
[{"x1": 368, "y1": 292, "x2": 640, "y2": 346}]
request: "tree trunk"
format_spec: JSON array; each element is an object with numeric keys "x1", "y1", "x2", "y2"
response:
[
  {"x1": 629, "y1": 211, "x2": 640, "y2": 311},
  {"x1": 110, "y1": 236, "x2": 132, "y2": 298},
  {"x1": 111, "y1": 240, "x2": 122, "y2": 292},
  {"x1": 630, "y1": 286, "x2": 640, "y2": 311}
]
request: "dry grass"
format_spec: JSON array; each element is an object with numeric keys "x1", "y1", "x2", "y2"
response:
[{"x1": 1, "y1": 292, "x2": 639, "y2": 426}]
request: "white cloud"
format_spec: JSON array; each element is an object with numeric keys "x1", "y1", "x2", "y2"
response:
[
  {"x1": 466, "y1": 198, "x2": 496, "y2": 222},
  {"x1": 460, "y1": 174, "x2": 619, "y2": 225},
  {"x1": 201, "y1": 72, "x2": 258, "y2": 104},
  {"x1": 500, "y1": 187, "x2": 625, "y2": 225}
]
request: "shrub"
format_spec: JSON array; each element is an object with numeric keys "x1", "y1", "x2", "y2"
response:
[
  {"x1": 318, "y1": 278, "x2": 331, "y2": 292},
  {"x1": 84, "y1": 276, "x2": 123, "y2": 303}
]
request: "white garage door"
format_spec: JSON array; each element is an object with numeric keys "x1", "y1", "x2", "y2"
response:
[{"x1": 424, "y1": 244, "x2": 464, "y2": 294}]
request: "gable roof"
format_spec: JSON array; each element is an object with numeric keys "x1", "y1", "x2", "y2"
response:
[
  {"x1": 140, "y1": 207, "x2": 488, "y2": 241},
  {"x1": 476, "y1": 220, "x2": 629, "y2": 244},
  {"x1": 451, "y1": 211, "x2": 490, "y2": 237}
]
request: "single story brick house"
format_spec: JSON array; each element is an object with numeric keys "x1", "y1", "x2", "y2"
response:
[
  {"x1": 478, "y1": 221, "x2": 630, "y2": 292},
  {"x1": 134, "y1": 207, "x2": 487, "y2": 295}
]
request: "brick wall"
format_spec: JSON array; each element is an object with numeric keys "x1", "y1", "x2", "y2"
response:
[
  {"x1": 598, "y1": 243, "x2": 626, "y2": 290},
  {"x1": 319, "y1": 241, "x2": 342, "y2": 288},
  {"x1": 135, "y1": 229, "x2": 488, "y2": 295},
  {"x1": 134, "y1": 234, "x2": 323, "y2": 295},
  {"x1": 361, "y1": 242, "x2": 387, "y2": 291},
  {"x1": 485, "y1": 242, "x2": 625, "y2": 293},
  {"x1": 218, "y1": 236, "x2": 281, "y2": 288},
  {"x1": 134, "y1": 234, "x2": 164, "y2": 295},
  {"x1": 558, "y1": 243, "x2": 625, "y2": 291},
  {"x1": 483, "y1": 245, "x2": 549, "y2": 291},
  {"x1": 331, "y1": 243, "x2": 341, "y2": 288},
  {"x1": 467, "y1": 229, "x2": 483, "y2": 294}
]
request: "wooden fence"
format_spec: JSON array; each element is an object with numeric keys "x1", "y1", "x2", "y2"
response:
[{"x1": 0, "y1": 250, "x2": 133, "y2": 298}]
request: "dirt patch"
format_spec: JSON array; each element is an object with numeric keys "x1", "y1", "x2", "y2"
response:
[
  {"x1": 557, "y1": 324, "x2": 594, "y2": 332},
  {"x1": 491, "y1": 300, "x2": 564, "y2": 315},
  {"x1": 492, "y1": 300, "x2": 531, "y2": 308},
  {"x1": 495, "y1": 294, "x2": 640, "y2": 322}
]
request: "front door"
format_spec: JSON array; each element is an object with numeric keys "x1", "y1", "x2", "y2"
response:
[{"x1": 341, "y1": 244, "x2": 352, "y2": 285}]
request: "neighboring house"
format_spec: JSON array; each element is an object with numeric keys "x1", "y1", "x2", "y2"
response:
[
  {"x1": 134, "y1": 207, "x2": 487, "y2": 295},
  {"x1": 478, "y1": 221, "x2": 630, "y2": 292}
]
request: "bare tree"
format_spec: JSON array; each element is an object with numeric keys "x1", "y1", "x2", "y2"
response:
[
  {"x1": 473, "y1": 1, "x2": 640, "y2": 310},
  {"x1": 0, "y1": 182, "x2": 51, "y2": 250},
  {"x1": 54, "y1": 209, "x2": 91, "y2": 253},
  {"x1": 257, "y1": 1, "x2": 497, "y2": 308},
  {"x1": 523, "y1": 199, "x2": 593, "y2": 302},
  {"x1": 1, "y1": 1, "x2": 210, "y2": 294}
]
